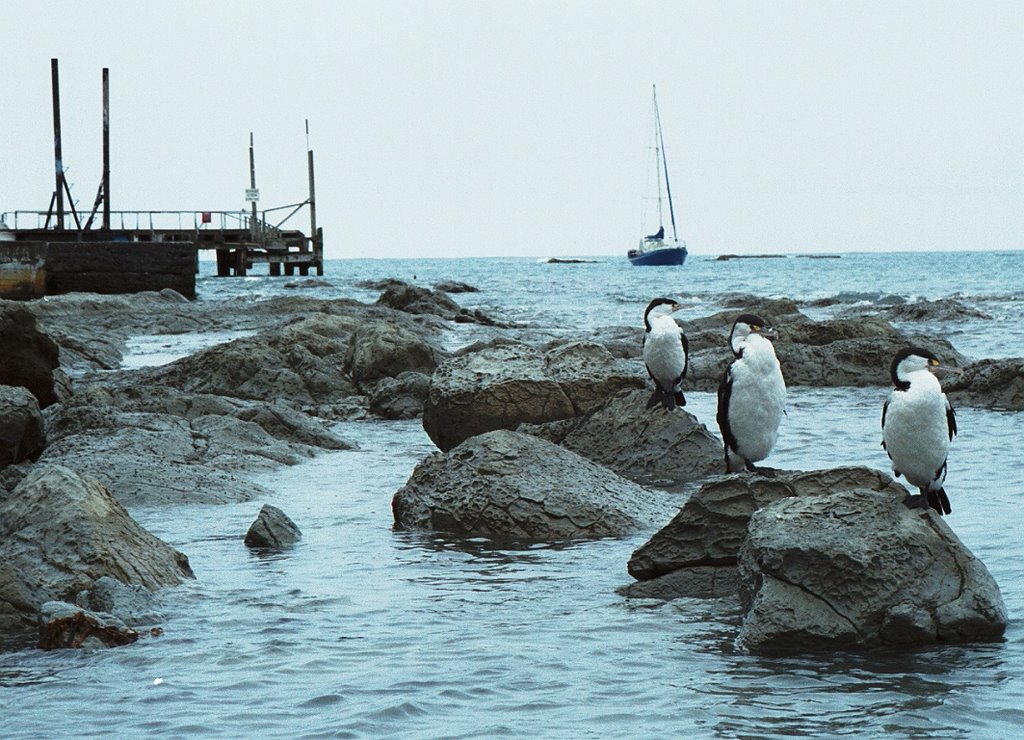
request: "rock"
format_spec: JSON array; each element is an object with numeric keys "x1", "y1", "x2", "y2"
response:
[
  {"x1": 736, "y1": 490, "x2": 1007, "y2": 651},
  {"x1": 377, "y1": 282, "x2": 463, "y2": 317},
  {"x1": 392, "y1": 430, "x2": 667, "y2": 540},
  {"x1": 345, "y1": 319, "x2": 441, "y2": 386},
  {"x1": 433, "y1": 280, "x2": 479, "y2": 293},
  {"x1": 839, "y1": 297, "x2": 993, "y2": 322},
  {"x1": 684, "y1": 314, "x2": 966, "y2": 392},
  {"x1": 945, "y1": 358, "x2": 1024, "y2": 411},
  {"x1": 76, "y1": 576, "x2": 164, "y2": 627},
  {"x1": 151, "y1": 313, "x2": 360, "y2": 406},
  {"x1": 0, "y1": 385, "x2": 45, "y2": 467},
  {"x1": 37, "y1": 601, "x2": 138, "y2": 649},
  {"x1": 0, "y1": 305, "x2": 61, "y2": 407},
  {"x1": 888, "y1": 298, "x2": 992, "y2": 321},
  {"x1": 377, "y1": 281, "x2": 503, "y2": 326},
  {"x1": 0, "y1": 465, "x2": 194, "y2": 636},
  {"x1": 368, "y1": 371, "x2": 431, "y2": 420},
  {"x1": 422, "y1": 340, "x2": 644, "y2": 451},
  {"x1": 542, "y1": 341, "x2": 646, "y2": 416},
  {"x1": 522, "y1": 389, "x2": 721, "y2": 488},
  {"x1": 626, "y1": 467, "x2": 905, "y2": 598},
  {"x1": 42, "y1": 386, "x2": 353, "y2": 506},
  {"x1": 618, "y1": 566, "x2": 740, "y2": 600},
  {"x1": 422, "y1": 343, "x2": 575, "y2": 451},
  {"x1": 284, "y1": 278, "x2": 334, "y2": 289},
  {"x1": 245, "y1": 504, "x2": 302, "y2": 550}
]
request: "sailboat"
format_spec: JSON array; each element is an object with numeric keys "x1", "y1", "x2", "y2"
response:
[{"x1": 628, "y1": 86, "x2": 688, "y2": 266}]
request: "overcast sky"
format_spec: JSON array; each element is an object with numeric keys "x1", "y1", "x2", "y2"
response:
[{"x1": 2, "y1": 1, "x2": 1021, "y2": 259}]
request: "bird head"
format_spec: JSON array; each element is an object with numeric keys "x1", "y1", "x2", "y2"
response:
[
  {"x1": 644, "y1": 297, "x2": 682, "y2": 330},
  {"x1": 729, "y1": 313, "x2": 775, "y2": 355}
]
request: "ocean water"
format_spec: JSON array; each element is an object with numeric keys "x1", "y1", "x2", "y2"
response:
[{"x1": 2, "y1": 251, "x2": 1022, "y2": 738}]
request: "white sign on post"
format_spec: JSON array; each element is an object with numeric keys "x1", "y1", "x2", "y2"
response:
[{"x1": 245, "y1": 188, "x2": 260, "y2": 202}]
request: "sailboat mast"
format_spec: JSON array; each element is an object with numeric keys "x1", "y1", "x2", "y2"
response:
[
  {"x1": 652, "y1": 89, "x2": 664, "y2": 230},
  {"x1": 653, "y1": 86, "x2": 678, "y2": 241}
]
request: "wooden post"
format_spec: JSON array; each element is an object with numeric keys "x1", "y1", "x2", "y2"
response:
[
  {"x1": 51, "y1": 59, "x2": 65, "y2": 231},
  {"x1": 248, "y1": 133, "x2": 258, "y2": 243},
  {"x1": 102, "y1": 67, "x2": 111, "y2": 230}
]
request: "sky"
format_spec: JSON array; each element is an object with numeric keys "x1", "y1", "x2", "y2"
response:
[{"x1": 1, "y1": 1, "x2": 1021, "y2": 259}]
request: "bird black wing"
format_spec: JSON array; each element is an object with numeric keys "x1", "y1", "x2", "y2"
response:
[
  {"x1": 945, "y1": 395, "x2": 958, "y2": 440},
  {"x1": 716, "y1": 364, "x2": 738, "y2": 453},
  {"x1": 680, "y1": 333, "x2": 690, "y2": 378},
  {"x1": 880, "y1": 399, "x2": 889, "y2": 451}
]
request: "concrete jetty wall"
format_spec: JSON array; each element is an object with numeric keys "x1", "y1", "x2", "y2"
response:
[{"x1": 0, "y1": 242, "x2": 196, "y2": 300}]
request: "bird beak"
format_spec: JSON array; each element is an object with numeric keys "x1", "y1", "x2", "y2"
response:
[
  {"x1": 760, "y1": 327, "x2": 777, "y2": 340},
  {"x1": 671, "y1": 303, "x2": 683, "y2": 313}
]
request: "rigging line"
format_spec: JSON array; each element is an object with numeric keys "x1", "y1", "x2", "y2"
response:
[{"x1": 653, "y1": 86, "x2": 678, "y2": 241}]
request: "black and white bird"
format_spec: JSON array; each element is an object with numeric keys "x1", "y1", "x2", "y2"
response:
[
  {"x1": 642, "y1": 297, "x2": 689, "y2": 410},
  {"x1": 716, "y1": 313, "x2": 786, "y2": 474},
  {"x1": 881, "y1": 347, "x2": 958, "y2": 516}
]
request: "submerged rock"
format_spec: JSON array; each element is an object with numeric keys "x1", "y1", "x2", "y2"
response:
[
  {"x1": 37, "y1": 601, "x2": 139, "y2": 650},
  {"x1": 736, "y1": 490, "x2": 1007, "y2": 651},
  {"x1": 245, "y1": 504, "x2": 302, "y2": 550},
  {"x1": 625, "y1": 467, "x2": 905, "y2": 599},
  {"x1": 392, "y1": 430, "x2": 667, "y2": 540}
]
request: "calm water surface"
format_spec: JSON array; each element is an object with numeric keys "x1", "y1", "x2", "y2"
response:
[{"x1": 1, "y1": 252, "x2": 1021, "y2": 737}]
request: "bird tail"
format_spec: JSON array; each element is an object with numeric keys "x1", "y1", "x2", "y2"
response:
[{"x1": 925, "y1": 488, "x2": 952, "y2": 516}]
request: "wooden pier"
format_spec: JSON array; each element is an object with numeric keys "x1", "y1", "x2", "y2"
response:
[{"x1": 0, "y1": 59, "x2": 324, "y2": 301}]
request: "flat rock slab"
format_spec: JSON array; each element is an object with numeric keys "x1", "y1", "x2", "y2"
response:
[
  {"x1": 392, "y1": 429, "x2": 670, "y2": 540},
  {"x1": 737, "y1": 490, "x2": 1007, "y2": 651}
]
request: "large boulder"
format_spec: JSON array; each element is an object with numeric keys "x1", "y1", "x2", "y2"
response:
[
  {"x1": 0, "y1": 465, "x2": 194, "y2": 637},
  {"x1": 542, "y1": 341, "x2": 646, "y2": 415},
  {"x1": 945, "y1": 358, "x2": 1024, "y2": 411},
  {"x1": 422, "y1": 343, "x2": 575, "y2": 451},
  {"x1": 0, "y1": 385, "x2": 45, "y2": 467},
  {"x1": 422, "y1": 341, "x2": 643, "y2": 451},
  {"x1": 392, "y1": 430, "x2": 669, "y2": 540},
  {"x1": 736, "y1": 490, "x2": 1007, "y2": 651},
  {"x1": 345, "y1": 319, "x2": 442, "y2": 387},
  {"x1": 623, "y1": 467, "x2": 905, "y2": 599},
  {"x1": 523, "y1": 388, "x2": 721, "y2": 488},
  {"x1": 0, "y1": 305, "x2": 61, "y2": 407}
]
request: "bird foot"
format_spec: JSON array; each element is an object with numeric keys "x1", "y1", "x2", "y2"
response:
[
  {"x1": 746, "y1": 465, "x2": 777, "y2": 478},
  {"x1": 902, "y1": 493, "x2": 929, "y2": 511}
]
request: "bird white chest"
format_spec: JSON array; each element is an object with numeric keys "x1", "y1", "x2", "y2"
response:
[
  {"x1": 727, "y1": 338, "x2": 786, "y2": 462},
  {"x1": 883, "y1": 372, "x2": 950, "y2": 490},
  {"x1": 644, "y1": 316, "x2": 686, "y2": 387}
]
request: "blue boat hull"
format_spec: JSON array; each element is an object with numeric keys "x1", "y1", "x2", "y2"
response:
[{"x1": 627, "y1": 246, "x2": 687, "y2": 266}]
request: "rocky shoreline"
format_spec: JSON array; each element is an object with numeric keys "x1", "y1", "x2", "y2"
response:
[{"x1": 1, "y1": 281, "x2": 1017, "y2": 651}]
